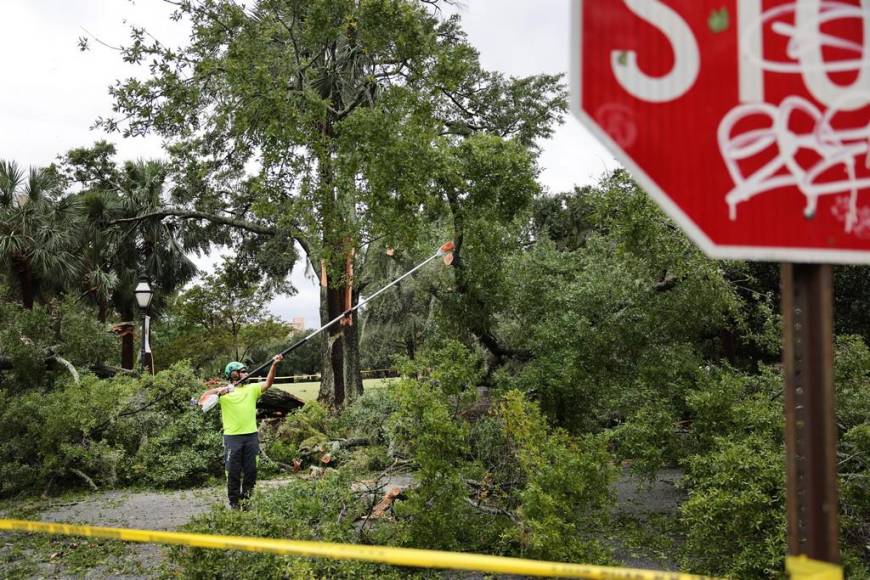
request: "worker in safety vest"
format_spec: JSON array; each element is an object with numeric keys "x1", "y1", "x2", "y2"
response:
[{"x1": 199, "y1": 354, "x2": 283, "y2": 509}]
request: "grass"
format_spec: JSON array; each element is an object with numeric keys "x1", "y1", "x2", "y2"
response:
[{"x1": 274, "y1": 377, "x2": 397, "y2": 402}]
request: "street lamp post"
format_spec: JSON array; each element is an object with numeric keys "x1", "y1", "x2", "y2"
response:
[{"x1": 134, "y1": 276, "x2": 155, "y2": 374}]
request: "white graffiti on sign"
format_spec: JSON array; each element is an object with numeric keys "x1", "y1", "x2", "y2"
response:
[{"x1": 719, "y1": 1, "x2": 870, "y2": 234}]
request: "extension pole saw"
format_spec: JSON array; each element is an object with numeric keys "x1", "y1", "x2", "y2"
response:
[{"x1": 194, "y1": 241, "x2": 455, "y2": 412}]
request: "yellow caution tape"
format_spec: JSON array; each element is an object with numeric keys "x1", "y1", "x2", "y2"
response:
[
  {"x1": 786, "y1": 555, "x2": 843, "y2": 580},
  {"x1": 0, "y1": 518, "x2": 719, "y2": 580}
]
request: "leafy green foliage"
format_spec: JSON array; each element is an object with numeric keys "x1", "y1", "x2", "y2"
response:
[
  {"x1": 673, "y1": 340, "x2": 870, "y2": 578},
  {"x1": 0, "y1": 301, "x2": 54, "y2": 387},
  {"x1": 386, "y1": 377, "x2": 481, "y2": 551},
  {"x1": 0, "y1": 299, "x2": 115, "y2": 388},
  {"x1": 132, "y1": 410, "x2": 223, "y2": 488},
  {"x1": 334, "y1": 388, "x2": 399, "y2": 444},
  {"x1": 832, "y1": 336, "x2": 870, "y2": 566},
  {"x1": 0, "y1": 363, "x2": 221, "y2": 496},
  {"x1": 679, "y1": 435, "x2": 786, "y2": 578},
  {"x1": 410, "y1": 338, "x2": 484, "y2": 405},
  {"x1": 497, "y1": 171, "x2": 769, "y2": 433},
  {"x1": 170, "y1": 473, "x2": 404, "y2": 580},
  {"x1": 272, "y1": 400, "x2": 329, "y2": 444},
  {"x1": 493, "y1": 391, "x2": 615, "y2": 563}
]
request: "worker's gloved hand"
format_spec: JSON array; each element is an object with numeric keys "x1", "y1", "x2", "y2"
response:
[{"x1": 218, "y1": 385, "x2": 235, "y2": 395}]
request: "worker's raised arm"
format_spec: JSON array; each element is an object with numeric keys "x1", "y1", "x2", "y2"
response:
[
  {"x1": 197, "y1": 384, "x2": 233, "y2": 404},
  {"x1": 261, "y1": 354, "x2": 284, "y2": 394}
]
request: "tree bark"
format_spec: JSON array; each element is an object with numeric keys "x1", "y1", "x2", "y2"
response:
[
  {"x1": 323, "y1": 285, "x2": 346, "y2": 407},
  {"x1": 344, "y1": 295, "x2": 364, "y2": 403},
  {"x1": 98, "y1": 296, "x2": 109, "y2": 324},
  {"x1": 121, "y1": 332, "x2": 134, "y2": 370},
  {"x1": 14, "y1": 256, "x2": 34, "y2": 310},
  {"x1": 318, "y1": 295, "x2": 335, "y2": 404},
  {"x1": 318, "y1": 285, "x2": 364, "y2": 408}
]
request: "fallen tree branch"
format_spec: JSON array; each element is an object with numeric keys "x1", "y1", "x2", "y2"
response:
[
  {"x1": 463, "y1": 497, "x2": 519, "y2": 524},
  {"x1": 52, "y1": 355, "x2": 80, "y2": 385},
  {"x1": 69, "y1": 468, "x2": 98, "y2": 491},
  {"x1": 259, "y1": 449, "x2": 294, "y2": 473},
  {"x1": 0, "y1": 354, "x2": 134, "y2": 381}
]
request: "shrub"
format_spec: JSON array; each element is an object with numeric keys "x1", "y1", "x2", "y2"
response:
[
  {"x1": 0, "y1": 362, "x2": 220, "y2": 496},
  {"x1": 493, "y1": 390, "x2": 615, "y2": 564},
  {"x1": 678, "y1": 435, "x2": 786, "y2": 578},
  {"x1": 0, "y1": 299, "x2": 115, "y2": 389},
  {"x1": 170, "y1": 472, "x2": 405, "y2": 579},
  {"x1": 132, "y1": 410, "x2": 223, "y2": 488}
]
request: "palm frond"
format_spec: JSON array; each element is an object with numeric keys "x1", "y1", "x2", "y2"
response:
[
  {"x1": 0, "y1": 160, "x2": 23, "y2": 207},
  {"x1": 24, "y1": 166, "x2": 57, "y2": 204}
]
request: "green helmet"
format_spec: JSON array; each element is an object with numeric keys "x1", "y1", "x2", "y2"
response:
[{"x1": 224, "y1": 361, "x2": 247, "y2": 379}]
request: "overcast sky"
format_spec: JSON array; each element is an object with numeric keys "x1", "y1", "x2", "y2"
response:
[{"x1": 0, "y1": 0, "x2": 615, "y2": 327}]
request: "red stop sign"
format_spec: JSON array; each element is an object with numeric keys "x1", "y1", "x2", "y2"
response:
[{"x1": 571, "y1": 1, "x2": 870, "y2": 263}]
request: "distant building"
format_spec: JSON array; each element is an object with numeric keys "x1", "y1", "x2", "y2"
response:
[{"x1": 291, "y1": 317, "x2": 305, "y2": 332}]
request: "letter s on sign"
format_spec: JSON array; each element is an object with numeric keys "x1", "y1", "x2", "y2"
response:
[{"x1": 611, "y1": 0, "x2": 700, "y2": 103}]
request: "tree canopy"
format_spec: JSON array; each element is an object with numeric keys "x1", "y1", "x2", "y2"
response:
[{"x1": 97, "y1": 0, "x2": 566, "y2": 406}]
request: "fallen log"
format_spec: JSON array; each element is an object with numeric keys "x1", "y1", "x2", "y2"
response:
[{"x1": 258, "y1": 388, "x2": 305, "y2": 418}]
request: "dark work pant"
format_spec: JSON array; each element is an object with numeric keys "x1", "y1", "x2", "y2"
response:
[{"x1": 224, "y1": 433, "x2": 259, "y2": 508}]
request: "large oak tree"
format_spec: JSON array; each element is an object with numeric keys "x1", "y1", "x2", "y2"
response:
[{"x1": 98, "y1": 0, "x2": 564, "y2": 406}]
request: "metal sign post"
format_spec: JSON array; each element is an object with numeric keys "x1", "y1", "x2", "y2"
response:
[{"x1": 781, "y1": 263, "x2": 839, "y2": 563}]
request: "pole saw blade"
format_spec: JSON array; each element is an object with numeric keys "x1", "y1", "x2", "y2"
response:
[
  {"x1": 438, "y1": 241, "x2": 455, "y2": 265},
  {"x1": 437, "y1": 241, "x2": 455, "y2": 255}
]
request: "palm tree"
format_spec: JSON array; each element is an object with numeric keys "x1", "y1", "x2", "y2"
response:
[
  {"x1": 112, "y1": 159, "x2": 201, "y2": 319},
  {"x1": 70, "y1": 156, "x2": 204, "y2": 321},
  {"x1": 59, "y1": 144, "x2": 211, "y2": 367},
  {"x1": 0, "y1": 161, "x2": 82, "y2": 309}
]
